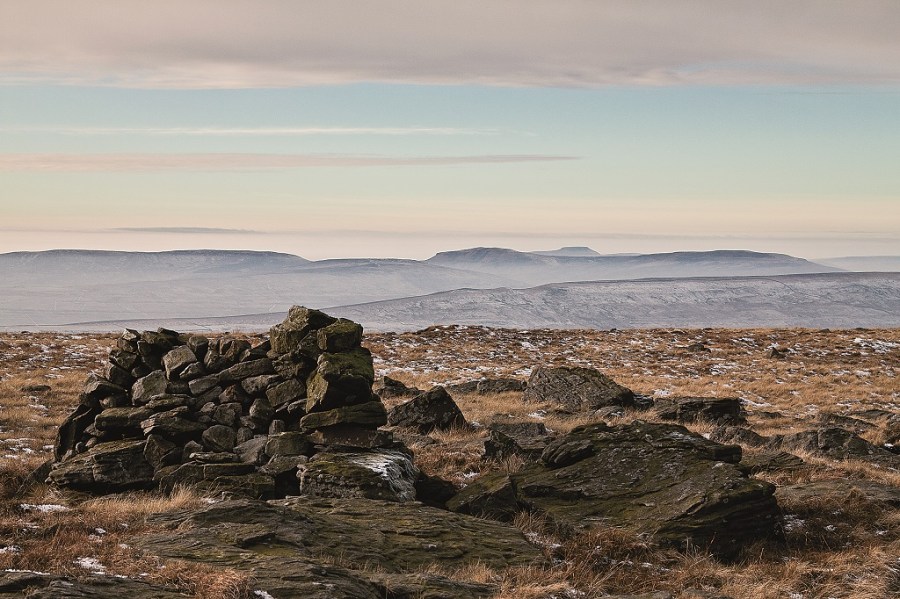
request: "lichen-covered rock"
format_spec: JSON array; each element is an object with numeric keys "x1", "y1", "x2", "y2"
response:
[
  {"x1": 770, "y1": 427, "x2": 900, "y2": 468},
  {"x1": 140, "y1": 496, "x2": 542, "y2": 575},
  {"x1": 306, "y1": 349, "x2": 376, "y2": 412},
  {"x1": 162, "y1": 345, "x2": 197, "y2": 380},
  {"x1": 202, "y1": 424, "x2": 237, "y2": 452},
  {"x1": 300, "y1": 400, "x2": 387, "y2": 430},
  {"x1": 386, "y1": 386, "x2": 467, "y2": 433},
  {"x1": 270, "y1": 306, "x2": 337, "y2": 353},
  {"x1": 317, "y1": 318, "x2": 364, "y2": 352},
  {"x1": 265, "y1": 431, "x2": 310, "y2": 457},
  {"x1": 449, "y1": 421, "x2": 781, "y2": 558},
  {"x1": 48, "y1": 440, "x2": 154, "y2": 492},
  {"x1": 483, "y1": 421, "x2": 553, "y2": 461},
  {"x1": 655, "y1": 396, "x2": 746, "y2": 425},
  {"x1": 523, "y1": 365, "x2": 634, "y2": 411},
  {"x1": 373, "y1": 375, "x2": 422, "y2": 399},
  {"x1": 94, "y1": 406, "x2": 154, "y2": 434},
  {"x1": 298, "y1": 449, "x2": 419, "y2": 501},
  {"x1": 132, "y1": 370, "x2": 168, "y2": 404}
]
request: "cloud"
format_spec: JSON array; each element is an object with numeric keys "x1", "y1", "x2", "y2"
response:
[
  {"x1": 0, "y1": 153, "x2": 577, "y2": 172},
  {"x1": 0, "y1": 126, "x2": 499, "y2": 136},
  {"x1": 113, "y1": 227, "x2": 261, "y2": 235},
  {"x1": 1, "y1": 1, "x2": 898, "y2": 88}
]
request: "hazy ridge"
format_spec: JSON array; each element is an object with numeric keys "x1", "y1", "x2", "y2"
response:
[{"x1": 2, "y1": 248, "x2": 896, "y2": 331}]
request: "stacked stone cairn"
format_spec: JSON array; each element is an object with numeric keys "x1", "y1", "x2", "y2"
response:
[{"x1": 49, "y1": 307, "x2": 419, "y2": 501}]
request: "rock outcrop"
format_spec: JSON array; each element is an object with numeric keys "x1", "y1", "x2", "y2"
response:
[
  {"x1": 386, "y1": 386, "x2": 468, "y2": 433},
  {"x1": 448, "y1": 421, "x2": 781, "y2": 558},
  {"x1": 655, "y1": 396, "x2": 746, "y2": 425},
  {"x1": 523, "y1": 365, "x2": 635, "y2": 411},
  {"x1": 48, "y1": 307, "x2": 411, "y2": 500},
  {"x1": 131, "y1": 497, "x2": 541, "y2": 598}
]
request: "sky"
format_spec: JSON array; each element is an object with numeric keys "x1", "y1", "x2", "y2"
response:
[{"x1": 1, "y1": 0, "x2": 899, "y2": 260}]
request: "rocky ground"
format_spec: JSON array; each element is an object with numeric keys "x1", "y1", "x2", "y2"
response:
[{"x1": 1, "y1": 325, "x2": 898, "y2": 598}]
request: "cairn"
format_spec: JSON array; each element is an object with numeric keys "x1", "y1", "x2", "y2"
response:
[{"x1": 48, "y1": 307, "x2": 412, "y2": 500}]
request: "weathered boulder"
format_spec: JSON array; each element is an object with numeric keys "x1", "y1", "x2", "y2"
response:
[
  {"x1": 48, "y1": 440, "x2": 154, "y2": 492},
  {"x1": 373, "y1": 375, "x2": 423, "y2": 399},
  {"x1": 475, "y1": 377, "x2": 527, "y2": 394},
  {"x1": 140, "y1": 496, "x2": 543, "y2": 575},
  {"x1": 94, "y1": 406, "x2": 154, "y2": 435},
  {"x1": 655, "y1": 396, "x2": 746, "y2": 425},
  {"x1": 449, "y1": 421, "x2": 781, "y2": 558},
  {"x1": 386, "y1": 386, "x2": 467, "y2": 433},
  {"x1": 300, "y1": 400, "x2": 387, "y2": 430},
  {"x1": 483, "y1": 420, "x2": 554, "y2": 461},
  {"x1": 523, "y1": 366, "x2": 634, "y2": 411},
  {"x1": 317, "y1": 318, "x2": 364, "y2": 352},
  {"x1": 162, "y1": 345, "x2": 197, "y2": 380},
  {"x1": 709, "y1": 425, "x2": 767, "y2": 447},
  {"x1": 739, "y1": 450, "x2": 806, "y2": 475},
  {"x1": 770, "y1": 427, "x2": 900, "y2": 468},
  {"x1": 298, "y1": 449, "x2": 419, "y2": 501},
  {"x1": 0, "y1": 572, "x2": 186, "y2": 598},
  {"x1": 306, "y1": 349, "x2": 376, "y2": 412},
  {"x1": 132, "y1": 370, "x2": 168, "y2": 404}
]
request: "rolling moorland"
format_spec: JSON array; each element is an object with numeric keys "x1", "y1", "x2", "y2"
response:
[
  {"x1": 1, "y1": 248, "x2": 898, "y2": 331},
  {"x1": 0, "y1": 320, "x2": 897, "y2": 598}
]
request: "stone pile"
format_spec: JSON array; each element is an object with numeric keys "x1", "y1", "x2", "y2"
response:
[{"x1": 48, "y1": 307, "x2": 416, "y2": 500}]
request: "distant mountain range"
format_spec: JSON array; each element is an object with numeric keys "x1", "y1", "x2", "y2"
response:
[{"x1": 1, "y1": 247, "x2": 897, "y2": 330}]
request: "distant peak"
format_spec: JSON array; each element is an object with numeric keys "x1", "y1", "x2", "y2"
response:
[{"x1": 532, "y1": 246, "x2": 600, "y2": 257}]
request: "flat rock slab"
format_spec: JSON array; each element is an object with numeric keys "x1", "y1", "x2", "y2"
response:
[
  {"x1": 776, "y1": 479, "x2": 900, "y2": 509},
  {"x1": 140, "y1": 497, "x2": 543, "y2": 577},
  {"x1": 449, "y1": 421, "x2": 781, "y2": 558},
  {"x1": 523, "y1": 366, "x2": 634, "y2": 411},
  {"x1": 0, "y1": 572, "x2": 185, "y2": 598}
]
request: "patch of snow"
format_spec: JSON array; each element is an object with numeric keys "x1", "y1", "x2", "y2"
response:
[
  {"x1": 20, "y1": 503, "x2": 69, "y2": 513},
  {"x1": 74, "y1": 557, "x2": 106, "y2": 573},
  {"x1": 253, "y1": 591, "x2": 277, "y2": 599}
]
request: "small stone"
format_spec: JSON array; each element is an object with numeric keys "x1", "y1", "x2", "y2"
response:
[
  {"x1": 144, "y1": 434, "x2": 180, "y2": 470},
  {"x1": 83, "y1": 374, "x2": 128, "y2": 403},
  {"x1": 234, "y1": 436, "x2": 268, "y2": 465},
  {"x1": 186, "y1": 335, "x2": 210, "y2": 361},
  {"x1": 300, "y1": 401, "x2": 387, "y2": 431},
  {"x1": 103, "y1": 362, "x2": 135, "y2": 389},
  {"x1": 202, "y1": 425, "x2": 237, "y2": 452},
  {"x1": 235, "y1": 427, "x2": 255, "y2": 444},
  {"x1": 163, "y1": 345, "x2": 197, "y2": 380},
  {"x1": 95, "y1": 407, "x2": 154, "y2": 433},
  {"x1": 266, "y1": 378, "x2": 306, "y2": 407},
  {"x1": 316, "y1": 319, "x2": 363, "y2": 352},
  {"x1": 132, "y1": 371, "x2": 168, "y2": 404},
  {"x1": 265, "y1": 432, "x2": 310, "y2": 457},
  {"x1": 181, "y1": 440, "x2": 203, "y2": 462},
  {"x1": 241, "y1": 374, "x2": 281, "y2": 396},
  {"x1": 179, "y1": 362, "x2": 206, "y2": 381},
  {"x1": 213, "y1": 402, "x2": 242, "y2": 427},
  {"x1": 249, "y1": 396, "x2": 274, "y2": 423},
  {"x1": 269, "y1": 419, "x2": 286, "y2": 434},
  {"x1": 218, "y1": 358, "x2": 274, "y2": 384}
]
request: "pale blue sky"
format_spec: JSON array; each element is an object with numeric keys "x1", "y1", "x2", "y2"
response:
[{"x1": 1, "y1": 1, "x2": 898, "y2": 259}]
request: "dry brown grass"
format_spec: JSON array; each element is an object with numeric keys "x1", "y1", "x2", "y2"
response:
[{"x1": 1, "y1": 328, "x2": 898, "y2": 598}]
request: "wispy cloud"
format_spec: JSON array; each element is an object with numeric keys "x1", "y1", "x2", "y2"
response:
[
  {"x1": 0, "y1": 153, "x2": 577, "y2": 172},
  {"x1": 0, "y1": 126, "x2": 500, "y2": 137},
  {"x1": 1, "y1": 1, "x2": 897, "y2": 88},
  {"x1": 113, "y1": 227, "x2": 261, "y2": 235}
]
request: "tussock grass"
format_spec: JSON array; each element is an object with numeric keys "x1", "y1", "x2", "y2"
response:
[{"x1": 1, "y1": 328, "x2": 897, "y2": 598}]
